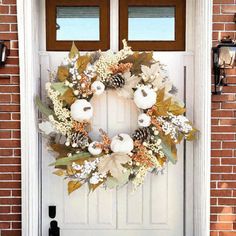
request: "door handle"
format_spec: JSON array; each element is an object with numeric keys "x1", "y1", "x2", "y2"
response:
[{"x1": 49, "y1": 220, "x2": 60, "y2": 236}]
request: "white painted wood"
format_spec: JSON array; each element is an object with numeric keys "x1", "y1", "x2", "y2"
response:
[
  {"x1": 17, "y1": 0, "x2": 41, "y2": 236},
  {"x1": 193, "y1": 0, "x2": 212, "y2": 236},
  {"x1": 40, "y1": 53, "x2": 186, "y2": 236},
  {"x1": 18, "y1": 0, "x2": 213, "y2": 235}
]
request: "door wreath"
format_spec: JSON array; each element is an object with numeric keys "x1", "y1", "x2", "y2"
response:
[{"x1": 37, "y1": 40, "x2": 196, "y2": 194}]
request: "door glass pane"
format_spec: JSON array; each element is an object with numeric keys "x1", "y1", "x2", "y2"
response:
[
  {"x1": 56, "y1": 7, "x2": 100, "y2": 41},
  {"x1": 128, "y1": 7, "x2": 175, "y2": 41}
]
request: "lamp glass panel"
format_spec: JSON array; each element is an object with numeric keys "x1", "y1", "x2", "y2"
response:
[
  {"x1": 219, "y1": 46, "x2": 236, "y2": 68},
  {"x1": 56, "y1": 7, "x2": 100, "y2": 41},
  {"x1": 128, "y1": 7, "x2": 175, "y2": 41}
]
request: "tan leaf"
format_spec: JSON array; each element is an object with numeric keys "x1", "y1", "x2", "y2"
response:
[
  {"x1": 186, "y1": 128, "x2": 198, "y2": 141},
  {"x1": 57, "y1": 66, "x2": 69, "y2": 82},
  {"x1": 53, "y1": 169, "x2": 64, "y2": 176},
  {"x1": 116, "y1": 72, "x2": 140, "y2": 99},
  {"x1": 169, "y1": 102, "x2": 186, "y2": 115},
  {"x1": 66, "y1": 166, "x2": 77, "y2": 176},
  {"x1": 76, "y1": 55, "x2": 91, "y2": 74},
  {"x1": 98, "y1": 153, "x2": 131, "y2": 179},
  {"x1": 60, "y1": 88, "x2": 76, "y2": 105},
  {"x1": 68, "y1": 181, "x2": 82, "y2": 194},
  {"x1": 69, "y1": 42, "x2": 80, "y2": 59}
]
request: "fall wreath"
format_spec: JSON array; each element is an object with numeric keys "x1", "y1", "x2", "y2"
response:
[{"x1": 36, "y1": 40, "x2": 197, "y2": 194}]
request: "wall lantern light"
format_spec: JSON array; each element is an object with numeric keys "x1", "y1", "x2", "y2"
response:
[
  {"x1": 212, "y1": 36, "x2": 236, "y2": 94},
  {"x1": 0, "y1": 41, "x2": 8, "y2": 67}
]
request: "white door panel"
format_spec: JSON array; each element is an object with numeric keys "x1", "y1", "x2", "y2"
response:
[{"x1": 40, "y1": 52, "x2": 190, "y2": 236}]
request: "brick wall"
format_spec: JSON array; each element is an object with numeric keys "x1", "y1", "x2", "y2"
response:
[
  {"x1": 211, "y1": 1, "x2": 236, "y2": 236},
  {"x1": 0, "y1": 0, "x2": 235, "y2": 236},
  {"x1": 0, "y1": 0, "x2": 21, "y2": 236}
]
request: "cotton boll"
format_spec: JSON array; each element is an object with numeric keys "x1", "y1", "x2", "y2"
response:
[
  {"x1": 88, "y1": 142, "x2": 102, "y2": 156},
  {"x1": 70, "y1": 99, "x2": 93, "y2": 121},
  {"x1": 134, "y1": 86, "x2": 157, "y2": 109},
  {"x1": 91, "y1": 81, "x2": 105, "y2": 95},
  {"x1": 110, "y1": 133, "x2": 134, "y2": 153},
  {"x1": 138, "y1": 113, "x2": 151, "y2": 127}
]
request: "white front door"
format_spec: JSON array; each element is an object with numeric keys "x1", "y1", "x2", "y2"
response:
[
  {"x1": 39, "y1": 1, "x2": 194, "y2": 235},
  {"x1": 40, "y1": 52, "x2": 193, "y2": 236}
]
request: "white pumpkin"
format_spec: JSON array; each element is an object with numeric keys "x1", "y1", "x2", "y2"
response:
[
  {"x1": 110, "y1": 133, "x2": 134, "y2": 153},
  {"x1": 70, "y1": 99, "x2": 93, "y2": 121},
  {"x1": 138, "y1": 113, "x2": 151, "y2": 127},
  {"x1": 91, "y1": 81, "x2": 105, "y2": 95},
  {"x1": 88, "y1": 141, "x2": 102, "y2": 156},
  {"x1": 134, "y1": 86, "x2": 157, "y2": 109}
]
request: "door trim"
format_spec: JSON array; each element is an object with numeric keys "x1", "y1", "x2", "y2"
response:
[{"x1": 17, "y1": 0, "x2": 212, "y2": 235}]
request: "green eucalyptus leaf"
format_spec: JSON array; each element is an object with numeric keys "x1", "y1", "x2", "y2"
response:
[
  {"x1": 35, "y1": 96, "x2": 54, "y2": 117},
  {"x1": 50, "y1": 152, "x2": 91, "y2": 166},
  {"x1": 51, "y1": 82, "x2": 68, "y2": 95}
]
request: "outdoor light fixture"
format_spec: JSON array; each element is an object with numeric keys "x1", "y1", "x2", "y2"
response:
[
  {"x1": 0, "y1": 41, "x2": 8, "y2": 67},
  {"x1": 212, "y1": 36, "x2": 236, "y2": 94}
]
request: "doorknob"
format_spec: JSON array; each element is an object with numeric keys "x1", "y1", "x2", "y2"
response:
[{"x1": 49, "y1": 220, "x2": 60, "y2": 236}]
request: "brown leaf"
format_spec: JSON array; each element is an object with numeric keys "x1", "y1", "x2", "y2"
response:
[
  {"x1": 69, "y1": 42, "x2": 80, "y2": 59},
  {"x1": 60, "y1": 88, "x2": 76, "y2": 105},
  {"x1": 50, "y1": 143, "x2": 73, "y2": 158},
  {"x1": 57, "y1": 66, "x2": 69, "y2": 82},
  {"x1": 89, "y1": 181, "x2": 104, "y2": 192},
  {"x1": 121, "y1": 52, "x2": 154, "y2": 75},
  {"x1": 76, "y1": 55, "x2": 91, "y2": 74},
  {"x1": 68, "y1": 181, "x2": 82, "y2": 194},
  {"x1": 98, "y1": 153, "x2": 131, "y2": 179}
]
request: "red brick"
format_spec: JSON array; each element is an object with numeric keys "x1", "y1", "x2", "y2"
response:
[
  {"x1": 1, "y1": 230, "x2": 21, "y2": 236},
  {"x1": 0, "y1": 131, "x2": 11, "y2": 139},
  {"x1": 0, "y1": 105, "x2": 20, "y2": 112},
  {"x1": 12, "y1": 206, "x2": 21, "y2": 213},
  {"x1": 213, "y1": 14, "x2": 235, "y2": 22},
  {"x1": 0, "y1": 15, "x2": 17, "y2": 23},
  {"x1": 2, "y1": 0, "x2": 16, "y2": 3},
  {"x1": 211, "y1": 166, "x2": 232, "y2": 173},
  {"x1": 0, "y1": 6, "x2": 9, "y2": 14},
  {"x1": 212, "y1": 134, "x2": 234, "y2": 140},
  {"x1": 220, "y1": 119, "x2": 236, "y2": 125},
  {"x1": 221, "y1": 5, "x2": 236, "y2": 13},
  {"x1": 211, "y1": 190, "x2": 232, "y2": 197},
  {"x1": 0, "y1": 149, "x2": 13, "y2": 156},
  {"x1": 0, "y1": 94, "x2": 11, "y2": 103},
  {"x1": 213, "y1": 0, "x2": 234, "y2": 3},
  {"x1": 219, "y1": 232, "x2": 236, "y2": 236},
  {"x1": 0, "y1": 206, "x2": 10, "y2": 213},
  {"x1": 212, "y1": 110, "x2": 234, "y2": 117},
  {"x1": 213, "y1": 5, "x2": 221, "y2": 14},
  {"x1": 222, "y1": 142, "x2": 236, "y2": 149},
  {"x1": 222, "y1": 158, "x2": 236, "y2": 165},
  {"x1": 211, "y1": 222, "x2": 232, "y2": 230},
  {"x1": 0, "y1": 24, "x2": 10, "y2": 31},
  {"x1": 0, "y1": 222, "x2": 10, "y2": 229},
  {"x1": 0, "y1": 157, "x2": 20, "y2": 164},
  {"x1": 218, "y1": 182, "x2": 236, "y2": 189},
  {"x1": 0, "y1": 189, "x2": 11, "y2": 196},
  {"x1": 0, "y1": 121, "x2": 20, "y2": 129},
  {"x1": 0, "y1": 198, "x2": 21, "y2": 205}
]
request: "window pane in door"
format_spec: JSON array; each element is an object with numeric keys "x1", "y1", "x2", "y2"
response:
[
  {"x1": 56, "y1": 7, "x2": 100, "y2": 41},
  {"x1": 128, "y1": 7, "x2": 175, "y2": 41}
]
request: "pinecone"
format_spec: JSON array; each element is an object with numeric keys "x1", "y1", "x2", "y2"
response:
[
  {"x1": 71, "y1": 132, "x2": 89, "y2": 148},
  {"x1": 132, "y1": 128, "x2": 150, "y2": 141},
  {"x1": 108, "y1": 74, "x2": 125, "y2": 88}
]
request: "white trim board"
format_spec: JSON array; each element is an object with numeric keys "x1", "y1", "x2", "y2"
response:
[{"x1": 18, "y1": 0, "x2": 212, "y2": 235}]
